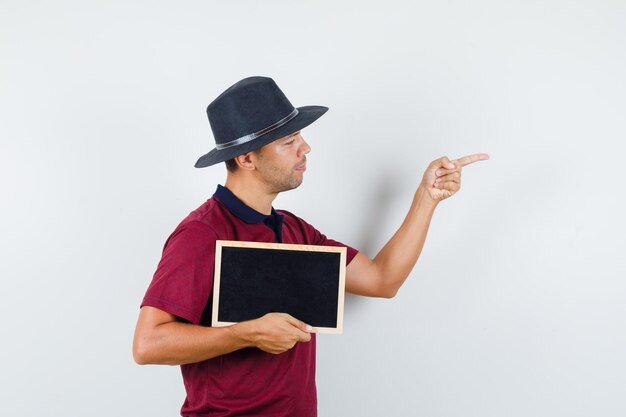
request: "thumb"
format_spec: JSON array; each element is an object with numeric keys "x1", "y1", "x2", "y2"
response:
[{"x1": 286, "y1": 315, "x2": 314, "y2": 333}]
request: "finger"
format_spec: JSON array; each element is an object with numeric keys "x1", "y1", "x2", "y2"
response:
[
  {"x1": 288, "y1": 327, "x2": 311, "y2": 343},
  {"x1": 435, "y1": 156, "x2": 456, "y2": 170},
  {"x1": 435, "y1": 167, "x2": 459, "y2": 177},
  {"x1": 434, "y1": 172, "x2": 460, "y2": 184},
  {"x1": 435, "y1": 181, "x2": 460, "y2": 192},
  {"x1": 453, "y1": 153, "x2": 490, "y2": 167},
  {"x1": 298, "y1": 332, "x2": 312, "y2": 343},
  {"x1": 284, "y1": 314, "x2": 313, "y2": 333}
]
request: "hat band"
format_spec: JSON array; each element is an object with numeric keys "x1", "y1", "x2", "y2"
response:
[{"x1": 215, "y1": 108, "x2": 299, "y2": 150}]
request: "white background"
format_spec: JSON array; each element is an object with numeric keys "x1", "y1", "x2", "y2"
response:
[{"x1": 2, "y1": 1, "x2": 625, "y2": 416}]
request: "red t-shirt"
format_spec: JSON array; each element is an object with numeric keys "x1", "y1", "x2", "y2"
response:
[{"x1": 141, "y1": 186, "x2": 358, "y2": 417}]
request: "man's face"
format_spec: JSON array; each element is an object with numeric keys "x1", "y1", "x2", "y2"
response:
[{"x1": 253, "y1": 131, "x2": 310, "y2": 193}]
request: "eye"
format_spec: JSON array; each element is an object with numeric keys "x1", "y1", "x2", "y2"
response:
[{"x1": 284, "y1": 139, "x2": 295, "y2": 145}]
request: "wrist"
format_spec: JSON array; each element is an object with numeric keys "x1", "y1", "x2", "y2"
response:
[
  {"x1": 415, "y1": 185, "x2": 438, "y2": 210},
  {"x1": 228, "y1": 320, "x2": 257, "y2": 349}
]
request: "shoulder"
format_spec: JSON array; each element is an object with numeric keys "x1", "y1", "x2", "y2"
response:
[
  {"x1": 181, "y1": 197, "x2": 220, "y2": 226},
  {"x1": 162, "y1": 198, "x2": 223, "y2": 248},
  {"x1": 276, "y1": 209, "x2": 309, "y2": 225},
  {"x1": 276, "y1": 209, "x2": 327, "y2": 244},
  {"x1": 163, "y1": 220, "x2": 218, "y2": 253},
  {"x1": 277, "y1": 209, "x2": 318, "y2": 231},
  {"x1": 175, "y1": 196, "x2": 237, "y2": 236}
]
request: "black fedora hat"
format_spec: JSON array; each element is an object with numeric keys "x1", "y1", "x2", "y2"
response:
[{"x1": 195, "y1": 76, "x2": 328, "y2": 168}]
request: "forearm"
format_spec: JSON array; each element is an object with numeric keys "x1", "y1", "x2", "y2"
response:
[
  {"x1": 134, "y1": 319, "x2": 254, "y2": 366},
  {"x1": 372, "y1": 186, "x2": 437, "y2": 295},
  {"x1": 133, "y1": 308, "x2": 312, "y2": 365},
  {"x1": 347, "y1": 154, "x2": 488, "y2": 298}
]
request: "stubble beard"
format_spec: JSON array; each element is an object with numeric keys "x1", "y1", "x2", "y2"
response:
[
  {"x1": 258, "y1": 164, "x2": 303, "y2": 194},
  {"x1": 255, "y1": 149, "x2": 305, "y2": 193}
]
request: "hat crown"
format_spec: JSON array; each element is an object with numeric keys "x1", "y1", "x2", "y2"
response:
[{"x1": 207, "y1": 76, "x2": 295, "y2": 145}]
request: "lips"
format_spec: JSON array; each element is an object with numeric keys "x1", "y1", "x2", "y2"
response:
[{"x1": 295, "y1": 158, "x2": 307, "y2": 171}]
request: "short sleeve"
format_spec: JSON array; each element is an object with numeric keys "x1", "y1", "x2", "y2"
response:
[
  {"x1": 280, "y1": 210, "x2": 359, "y2": 265},
  {"x1": 141, "y1": 221, "x2": 218, "y2": 325},
  {"x1": 312, "y1": 230, "x2": 359, "y2": 265}
]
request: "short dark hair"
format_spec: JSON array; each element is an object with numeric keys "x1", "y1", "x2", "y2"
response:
[{"x1": 225, "y1": 158, "x2": 238, "y2": 172}]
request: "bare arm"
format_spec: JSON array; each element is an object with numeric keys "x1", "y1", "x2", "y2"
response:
[
  {"x1": 346, "y1": 153, "x2": 489, "y2": 298},
  {"x1": 345, "y1": 186, "x2": 436, "y2": 298},
  {"x1": 133, "y1": 306, "x2": 313, "y2": 365}
]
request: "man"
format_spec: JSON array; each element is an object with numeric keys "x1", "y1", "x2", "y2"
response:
[{"x1": 133, "y1": 76, "x2": 489, "y2": 416}]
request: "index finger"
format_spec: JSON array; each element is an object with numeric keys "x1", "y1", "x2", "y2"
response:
[{"x1": 453, "y1": 153, "x2": 490, "y2": 167}]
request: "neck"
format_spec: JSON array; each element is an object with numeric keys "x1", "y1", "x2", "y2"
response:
[{"x1": 224, "y1": 175, "x2": 277, "y2": 215}]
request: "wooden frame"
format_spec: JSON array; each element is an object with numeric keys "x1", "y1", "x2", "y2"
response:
[{"x1": 212, "y1": 240, "x2": 346, "y2": 334}]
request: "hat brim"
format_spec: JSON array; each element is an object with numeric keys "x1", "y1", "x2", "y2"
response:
[{"x1": 194, "y1": 105, "x2": 328, "y2": 168}]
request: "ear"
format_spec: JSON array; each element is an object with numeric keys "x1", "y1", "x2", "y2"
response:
[{"x1": 234, "y1": 152, "x2": 256, "y2": 171}]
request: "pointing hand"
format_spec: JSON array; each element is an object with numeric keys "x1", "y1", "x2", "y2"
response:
[{"x1": 420, "y1": 153, "x2": 490, "y2": 203}]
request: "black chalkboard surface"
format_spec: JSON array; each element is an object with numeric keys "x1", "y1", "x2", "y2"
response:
[{"x1": 212, "y1": 240, "x2": 346, "y2": 334}]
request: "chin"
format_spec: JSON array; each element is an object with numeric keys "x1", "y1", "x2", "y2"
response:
[{"x1": 285, "y1": 178, "x2": 303, "y2": 192}]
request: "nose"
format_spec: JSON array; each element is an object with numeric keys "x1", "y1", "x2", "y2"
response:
[{"x1": 299, "y1": 136, "x2": 311, "y2": 156}]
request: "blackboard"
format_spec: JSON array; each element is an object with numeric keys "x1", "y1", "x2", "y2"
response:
[{"x1": 212, "y1": 240, "x2": 346, "y2": 334}]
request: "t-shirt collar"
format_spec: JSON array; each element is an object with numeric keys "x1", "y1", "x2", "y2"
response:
[{"x1": 213, "y1": 184, "x2": 283, "y2": 225}]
